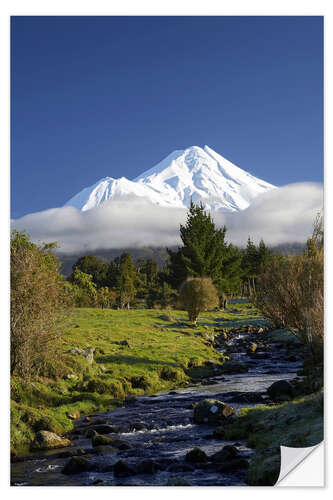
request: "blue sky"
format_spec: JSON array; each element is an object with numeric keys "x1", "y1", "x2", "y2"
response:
[{"x1": 11, "y1": 16, "x2": 323, "y2": 218}]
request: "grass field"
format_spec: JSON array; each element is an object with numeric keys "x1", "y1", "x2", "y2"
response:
[{"x1": 11, "y1": 304, "x2": 262, "y2": 452}]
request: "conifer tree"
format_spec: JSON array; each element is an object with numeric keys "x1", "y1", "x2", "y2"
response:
[
  {"x1": 167, "y1": 201, "x2": 228, "y2": 289},
  {"x1": 117, "y1": 253, "x2": 136, "y2": 308}
]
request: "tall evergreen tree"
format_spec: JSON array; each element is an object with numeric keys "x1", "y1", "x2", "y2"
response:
[
  {"x1": 216, "y1": 243, "x2": 242, "y2": 297},
  {"x1": 167, "y1": 201, "x2": 228, "y2": 289},
  {"x1": 117, "y1": 253, "x2": 136, "y2": 309}
]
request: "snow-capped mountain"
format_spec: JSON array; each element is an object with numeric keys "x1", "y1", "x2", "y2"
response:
[{"x1": 65, "y1": 145, "x2": 276, "y2": 212}]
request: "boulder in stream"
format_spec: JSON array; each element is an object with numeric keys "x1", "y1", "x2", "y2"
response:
[
  {"x1": 113, "y1": 459, "x2": 137, "y2": 477},
  {"x1": 62, "y1": 456, "x2": 94, "y2": 475},
  {"x1": 193, "y1": 399, "x2": 235, "y2": 424},
  {"x1": 92, "y1": 434, "x2": 114, "y2": 446},
  {"x1": 87, "y1": 424, "x2": 118, "y2": 434},
  {"x1": 210, "y1": 445, "x2": 238, "y2": 463},
  {"x1": 185, "y1": 447, "x2": 208, "y2": 463},
  {"x1": 137, "y1": 459, "x2": 158, "y2": 474}
]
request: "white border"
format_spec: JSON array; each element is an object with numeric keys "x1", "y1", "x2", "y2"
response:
[{"x1": 1, "y1": 1, "x2": 331, "y2": 498}]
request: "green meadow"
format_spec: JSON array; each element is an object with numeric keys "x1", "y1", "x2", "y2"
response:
[{"x1": 12, "y1": 305, "x2": 254, "y2": 452}]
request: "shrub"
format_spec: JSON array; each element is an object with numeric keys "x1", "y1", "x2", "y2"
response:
[
  {"x1": 130, "y1": 375, "x2": 151, "y2": 390},
  {"x1": 71, "y1": 269, "x2": 97, "y2": 307},
  {"x1": 10, "y1": 231, "x2": 67, "y2": 378},
  {"x1": 256, "y1": 215, "x2": 323, "y2": 360},
  {"x1": 179, "y1": 277, "x2": 219, "y2": 324},
  {"x1": 159, "y1": 366, "x2": 184, "y2": 382},
  {"x1": 86, "y1": 379, "x2": 109, "y2": 394}
]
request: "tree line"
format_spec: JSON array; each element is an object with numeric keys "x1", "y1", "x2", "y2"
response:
[{"x1": 66, "y1": 201, "x2": 274, "y2": 309}]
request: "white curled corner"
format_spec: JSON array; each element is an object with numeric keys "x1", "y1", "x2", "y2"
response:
[{"x1": 276, "y1": 442, "x2": 324, "y2": 486}]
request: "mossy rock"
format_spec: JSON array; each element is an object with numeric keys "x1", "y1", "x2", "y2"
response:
[
  {"x1": 193, "y1": 399, "x2": 235, "y2": 424},
  {"x1": 31, "y1": 430, "x2": 71, "y2": 450},
  {"x1": 92, "y1": 434, "x2": 114, "y2": 446}
]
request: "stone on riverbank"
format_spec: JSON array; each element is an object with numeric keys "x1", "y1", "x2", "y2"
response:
[
  {"x1": 66, "y1": 411, "x2": 80, "y2": 420},
  {"x1": 193, "y1": 399, "x2": 235, "y2": 424},
  {"x1": 267, "y1": 380, "x2": 294, "y2": 402},
  {"x1": 30, "y1": 431, "x2": 71, "y2": 450}
]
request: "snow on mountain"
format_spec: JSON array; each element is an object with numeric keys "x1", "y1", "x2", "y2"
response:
[{"x1": 65, "y1": 146, "x2": 276, "y2": 212}]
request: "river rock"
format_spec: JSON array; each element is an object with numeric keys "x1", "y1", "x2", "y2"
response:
[
  {"x1": 250, "y1": 343, "x2": 258, "y2": 353},
  {"x1": 92, "y1": 434, "x2": 114, "y2": 446},
  {"x1": 267, "y1": 380, "x2": 294, "y2": 402},
  {"x1": 130, "y1": 422, "x2": 148, "y2": 432},
  {"x1": 87, "y1": 424, "x2": 118, "y2": 434},
  {"x1": 66, "y1": 346, "x2": 95, "y2": 363},
  {"x1": 137, "y1": 459, "x2": 157, "y2": 474},
  {"x1": 193, "y1": 399, "x2": 235, "y2": 424},
  {"x1": 62, "y1": 456, "x2": 94, "y2": 475},
  {"x1": 210, "y1": 445, "x2": 238, "y2": 463},
  {"x1": 185, "y1": 447, "x2": 208, "y2": 463},
  {"x1": 31, "y1": 431, "x2": 71, "y2": 450},
  {"x1": 85, "y1": 429, "x2": 99, "y2": 438},
  {"x1": 112, "y1": 438, "x2": 132, "y2": 450},
  {"x1": 113, "y1": 460, "x2": 136, "y2": 477},
  {"x1": 66, "y1": 411, "x2": 80, "y2": 420}
]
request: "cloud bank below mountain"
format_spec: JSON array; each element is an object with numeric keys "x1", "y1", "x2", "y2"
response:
[{"x1": 11, "y1": 183, "x2": 323, "y2": 254}]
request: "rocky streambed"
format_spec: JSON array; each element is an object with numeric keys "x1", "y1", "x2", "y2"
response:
[{"x1": 11, "y1": 326, "x2": 306, "y2": 486}]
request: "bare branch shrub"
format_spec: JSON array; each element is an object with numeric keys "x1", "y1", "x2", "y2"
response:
[
  {"x1": 11, "y1": 231, "x2": 67, "y2": 378},
  {"x1": 256, "y1": 215, "x2": 323, "y2": 359}
]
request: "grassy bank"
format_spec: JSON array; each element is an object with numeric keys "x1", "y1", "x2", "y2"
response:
[
  {"x1": 13, "y1": 305, "x2": 263, "y2": 452},
  {"x1": 223, "y1": 391, "x2": 323, "y2": 485}
]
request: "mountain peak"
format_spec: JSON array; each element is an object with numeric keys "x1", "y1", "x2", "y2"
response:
[{"x1": 65, "y1": 146, "x2": 276, "y2": 212}]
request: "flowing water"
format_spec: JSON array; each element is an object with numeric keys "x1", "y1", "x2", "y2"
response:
[{"x1": 11, "y1": 330, "x2": 303, "y2": 486}]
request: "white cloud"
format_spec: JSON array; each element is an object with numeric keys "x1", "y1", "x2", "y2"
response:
[{"x1": 11, "y1": 183, "x2": 323, "y2": 254}]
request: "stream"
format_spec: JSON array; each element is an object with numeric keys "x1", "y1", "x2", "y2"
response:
[{"x1": 11, "y1": 322, "x2": 304, "y2": 487}]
